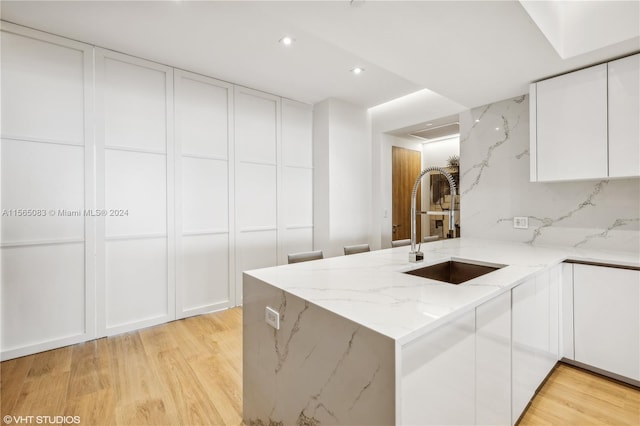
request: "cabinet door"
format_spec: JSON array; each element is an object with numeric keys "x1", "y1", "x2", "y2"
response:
[
  {"x1": 279, "y1": 99, "x2": 313, "y2": 265},
  {"x1": 401, "y1": 310, "x2": 475, "y2": 425},
  {"x1": 476, "y1": 291, "x2": 511, "y2": 426},
  {"x1": 512, "y1": 267, "x2": 560, "y2": 424},
  {"x1": 534, "y1": 64, "x2": 608, "y2": 181},
  {"x1": 608, "y1": 54, "x2": 640, "y2": 178},
  {"x1": 561, "y1": 263, "x2": 575, "y2": 360},
  {"x1": 1, "y1": 23, "x2": 94, "y2": 360},
  {"x1": 234, "y1": 86, "x2": 280, "y2": 304},
  {"x1": 95, "y1": 48, "x2": 175, "y2": 336},
  {"x1": 574, "y1": 264, "x2": 640, "y2": 380},
  {"x1": 174, "y1": 69, "x2": 234, "y2": 318}
]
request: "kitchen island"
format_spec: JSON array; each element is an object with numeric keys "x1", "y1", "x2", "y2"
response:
[{"x1": 243, "y1": 238, "x2": 639, "y2": 425}]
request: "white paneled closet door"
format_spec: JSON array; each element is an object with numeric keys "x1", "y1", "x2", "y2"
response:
[
  {"x1": 174, "y1": 70, "x2": 234, "y2": 318},
  {"x1": 234, "y1": 87, "x2": 280, "y2": 304},
  {"x1": 0, "y1": 23, "x2": 95, "y2": 360},
  {"x1": 95, "y1": 49, "x2": 175, "y2": 336},
  {"x1": 279, "y1": 99, "x2": 314, "y2": 265}
]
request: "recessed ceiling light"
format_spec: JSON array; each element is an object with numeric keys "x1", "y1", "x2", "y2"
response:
[
  {"x1": 495, "y1": 127, "x2": 500, "y2": 131},
  {"x1": 351, "y1": 67, "x2": 365, "y2": 75},
  {"x1": 279, "y1": 36, "x2": 294, "y2": 46},
  {"x1": 475, "y1": 119, "x2": 480, "y2": 123}
]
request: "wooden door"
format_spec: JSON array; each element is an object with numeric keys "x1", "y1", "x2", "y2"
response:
[{"x1": 392, "y1": 146, "x2": 421, "y2": 241}]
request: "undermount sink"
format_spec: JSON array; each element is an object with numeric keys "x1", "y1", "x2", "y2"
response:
[{"x1": 404, "y1": 260, "x2": 506, "y2": 285}]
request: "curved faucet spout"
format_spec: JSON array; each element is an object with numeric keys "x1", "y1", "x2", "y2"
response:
[{"x1": 409, "y1": 167, "x2": 457, "y2": 262}]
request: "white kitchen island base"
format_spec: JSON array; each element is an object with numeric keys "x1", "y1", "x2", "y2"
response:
[
  {"x1": 242, "y1": 239, "x2": 639, "y2": 425},
  {"x1": 243, "y1": 275, "x2": 396, "y2": 425}
]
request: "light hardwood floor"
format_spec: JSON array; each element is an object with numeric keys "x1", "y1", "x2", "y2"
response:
[
  {"x1": 519, "y1": 363, "x2": 640, "y2": 425},
  {"x1": 1, "y1": 307, "x2": 638, "y2": 425}
]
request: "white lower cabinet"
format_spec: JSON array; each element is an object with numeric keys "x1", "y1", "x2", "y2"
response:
[
  {"x1": 511, "y1": 266, "x2": 560, "y2": 424},
  {"x1": 401, "y1": 310, "x2": 475, "y2": 425},
  {"x1": 475, "y1": 291, "x2": 511, "y2": 426},
  {"x1": 573, "y1": 264, "x2": 640, "y2": 381}
]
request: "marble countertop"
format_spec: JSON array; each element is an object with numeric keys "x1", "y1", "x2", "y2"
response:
[{"x1": 245, "y1": 238, "x2": 640, "y2": 345}]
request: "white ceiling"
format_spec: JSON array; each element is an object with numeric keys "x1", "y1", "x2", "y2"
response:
[{"x1": 2, "y1": 1, "x2": 639, "y2": 110}]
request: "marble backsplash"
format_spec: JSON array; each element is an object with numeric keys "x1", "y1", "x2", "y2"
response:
[{"x1": 460, "y1": 95, "x2": 640, "y2": 253}]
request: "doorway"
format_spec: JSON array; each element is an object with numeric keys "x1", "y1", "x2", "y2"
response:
[{"x1": 392, "y1": 146, "x2": 421, "y2": 241}]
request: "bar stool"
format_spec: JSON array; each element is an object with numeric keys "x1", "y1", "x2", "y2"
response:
[
  {"x1": 344, "y1": 244, "x2": 370, "y2": 255},
  {"x1": 287, "y1": 250, "x2": 324, "y2": 264},
  {"x1": 391, "y1": 239, "x2": 411, "y2": 247}
]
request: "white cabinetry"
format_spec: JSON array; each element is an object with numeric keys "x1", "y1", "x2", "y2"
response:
[
  {"x1": 475, "y1": 291, "x2": 511, "y2": 425},
  {"x1": 573, "y1": 264, "x2": 640, "y2": 380},
  {"x1": 531, "y1": 64, "x2": 608, "y2": 181},
  {"x1": 1, "y1": 22, "x2": 314, "y2": 360},
  {"x1": 174, "y1": 69, "x2": 234, "y2": 319},
  {"x1": 512, "y1": 266, "x2": 560, "y2": 424},
  {"x1": 530, "y1": 53, "x2": 640, "y2": 181},
  {"x1": 609, "y1": 54, "x2": 640, "y2": 178},
  {"x1": 234, "y1": 87, "x2": 280, "y2": 304},
  {"x1": 95, "y1": 48, "x2": 175, "y2": 336},
  {"x1": 561, "y1": 263, "x2": 575, "y2": 360},
  {"x1": 280, "y1": 99, "x2": 314, "y2": 265},
  {"x1": 0, "y1": 23, "x2": 95, "y2": 359},
  {"x1": 401, "y1": 310, "x2": 475, "y2": 425}
]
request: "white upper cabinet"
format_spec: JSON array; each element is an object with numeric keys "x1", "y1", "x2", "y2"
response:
[
  {"x1": 608, "y1": 54, "x2": 640, "y2": 178},
  {"x1": 531, "y1": 64, "x2": 608, "y2": 182},
  {"x1": 530, "y1": 53, "x2": 640, "y2": 181}
]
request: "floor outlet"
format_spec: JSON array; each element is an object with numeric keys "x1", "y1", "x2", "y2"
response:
[
  {"x1": 513, "y1": 216, "x2": 529, "y2": 229},
  {"x1": 265, "y1": 306, "x2": 280, "y2": 330}
]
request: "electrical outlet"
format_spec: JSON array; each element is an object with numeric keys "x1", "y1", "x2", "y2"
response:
[
  {"x1": 513, "y1": 216, "x2": 529, "y2": 229},
  {"x1": 265, "y1": 306, "x2": 280, "y2": 330}
]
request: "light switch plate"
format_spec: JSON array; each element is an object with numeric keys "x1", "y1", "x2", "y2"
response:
[
  {"x1": 265, "y1": 306, "x2": 280, "y2": 330},
  {"x1": 513, "y1": 216, "x2": 529, "y2": 229}
]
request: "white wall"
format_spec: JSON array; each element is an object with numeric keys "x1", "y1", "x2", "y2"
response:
[
  {"x1": 369, "y1": 89, "x2": 466, "y2": 134},
  {"x1": 313, "y1": 98, "x2": 371, "y2": 257},
  {"x1": 422, "y1": 136, "x2": 459, "y2": 168}
]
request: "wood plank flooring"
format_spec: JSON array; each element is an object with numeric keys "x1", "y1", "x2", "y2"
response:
[
  {"x1": 519, "y1": 363, "x2": 640, "y2": 425},
  {"x1": 2, "y1": 307, "x2": 638, "y2": 425},
  {"x1": 1, "y1": 309, "x2": 242, "y2": 426}
]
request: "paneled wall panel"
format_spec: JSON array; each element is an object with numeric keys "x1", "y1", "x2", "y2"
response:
[
  {"x1": 179, "y1": 77, "x2": 230, "y2": 158},
  {"x1": 235, "y1": 90, "x2": 278, "y2": 165},
  {"x1": 103, "y1": 57, "x2": 168, "y2": 152},
  {"x1": 182, "y1": 234, "x2": 229, "y2": 311},
  {"x1": 1, "y1": 140, "x2": 84, "y2": 243},
  {"x1": 237, "y1": 230, "x2": 278, "y2": 280},
  {"x1": 283, "y1": 167, "x2": 313, "y2": 227},
  {"x1": 175, "y1": 70, "x2": 233, "y2": 318},
  {"x1": 282, "y1": 99, "x2": 313, "y2": 168},
  {"x1": 0, "y1": 22, "x2": 94, "y2": 360},
  {"x1": 105, "y1": 238, "x2": 168, "y2": 329},
  {"x1": 280, "y1": 99, "x2": 314, "y2": 264},
  {"x1": 236, "y1": 163, "x2": 278, "y2": 230},
  {"x1": 234, "y1": 87, "x2": 280, "y2": 302},
  {"x1": 1, "y1": 244, "x2": 85, "y2": 351},
  {"x1": 1, "y1": 30, "x2": 85, "y2": 144},
  {"x1": 96, "y1": 48, "x2": 174, "y2": 335},
  {"x1": 181, "y1": 157, "x2": 228, "y2": 232},
  {"x1": 104, "y1": 150, "x2": 167, "y2": 237}
]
